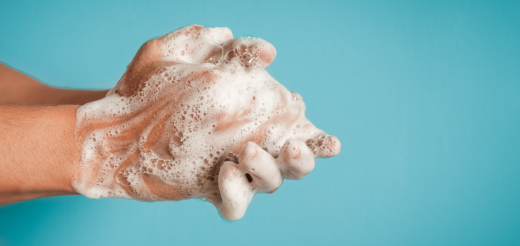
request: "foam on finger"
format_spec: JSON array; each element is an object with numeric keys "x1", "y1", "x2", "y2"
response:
[
  {"x1": 220, "y1": 38, "x2": 276, "y2": 69},
  {"x1": 238, "y1": 142, "x2": 282, "y2": 192},
  {"x1": 217, "y1": 139, "x2": 315, "y2": 220},
  {"x1": 277, "y1": 139, "x2": 315, "y2": 180},
  {"x1": 199, "y1": 26, "x2": 233, "y2": 43},
  {"x1": 305, "y1": 134, "x2": 341, "y2": 158},
  {"x1": 218, "y1": 161, "x2": 254, "y2": 220},
  {"x1": 159, "y1": 25, "x2": 233, "y2": 65}
]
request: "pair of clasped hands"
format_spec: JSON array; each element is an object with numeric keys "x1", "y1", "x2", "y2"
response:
[{"x1": 75, "y1": 25, "x2": 341, "y2": 220}]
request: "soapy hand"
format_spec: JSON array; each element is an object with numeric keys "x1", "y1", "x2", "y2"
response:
[{"x1": 73, "y1": 25, "x2": 340, "y2": 220}]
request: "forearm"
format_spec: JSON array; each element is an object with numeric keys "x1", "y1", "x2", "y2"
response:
[
  {"x1": 0, "y1": 105, "x2": 80, "y2": 204},
  {"x1": 0, "y1": 62, "x2": 108, "y2": 105}
]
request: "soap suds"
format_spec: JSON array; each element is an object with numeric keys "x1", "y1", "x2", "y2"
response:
[{"x1": 72, "y1": 25, "x2": 340, "y2": 220}]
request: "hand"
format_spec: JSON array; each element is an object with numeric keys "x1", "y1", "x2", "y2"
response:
[{"x1": 73, "y1": 25, "x2": 341, "y2": 220}]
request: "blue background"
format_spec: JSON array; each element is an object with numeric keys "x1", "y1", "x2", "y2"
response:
[{"x1": 1, "y1": 0, "x2": 519, "y2": 245}]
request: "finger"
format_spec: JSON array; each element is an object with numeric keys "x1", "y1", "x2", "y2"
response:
[
  {"x1": 284, "y1": 95, "x2": 341, "y2": 158},
  {"x1": 219, "y1": 38, "x2": 276, "y2": 69},
  {"x1": 305, "y1": 134, "x2": 341, "y2": 158},
  {"x1": 159, "y1": 25, "x2": 233, "y2": 64},
  {"x1": 276, "y1": 139, "x2": 315, "y2": 180},
  {"x1": 106, "y1": 32, "x2": 178, "y2": 97},
  {"x1": 218, "y1": 161, "x2": 254, "y2": 221},
  {"x1": 164, "y1": 37, "x2": 221, "y2": 64},
  {"x1": 197, "y1": 26, "x2": 233, "y2": 43},
  {"x1": 238, "y1": 142, "x2": 283, "y2": 193}
]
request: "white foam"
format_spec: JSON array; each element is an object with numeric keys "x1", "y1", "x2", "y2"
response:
[{"x1": 72, "y1": 25, "x2": 339, "y2": 220}]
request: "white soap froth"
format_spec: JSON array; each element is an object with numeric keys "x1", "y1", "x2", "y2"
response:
[{"x1": 72, "y1": 25, "x2": 339, "y2": 220}]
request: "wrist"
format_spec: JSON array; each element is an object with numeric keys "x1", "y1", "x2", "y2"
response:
[
  {"x1": 0, "y1": 105, "x2": 81, "y2": 204},
  {"x1": 43, "y1": 105, "x2": 81, "y2": 193}
]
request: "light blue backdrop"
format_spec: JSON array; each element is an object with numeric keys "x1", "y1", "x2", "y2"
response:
[{"x1": 1, "y1": 0, "x2": 519, "y2": 245}]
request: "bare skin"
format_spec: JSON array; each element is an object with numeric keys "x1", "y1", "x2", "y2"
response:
[
  {"x1": 0, "y1": 62, "x2": 107, "y2": 106},
  {"x1": 0, "y1": 25, "x2": 340, "y2": 220},
  {"x1": 0, "y1": 105, "x2": 80, "y2": 204},
  {"x1": 0, "y1": 63, "x2": 107, "y2": 205}
]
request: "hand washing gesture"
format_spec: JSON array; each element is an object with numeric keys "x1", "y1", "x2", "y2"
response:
[{"x1": 73, "y1": 25, "x2": 341, "y2": 220}]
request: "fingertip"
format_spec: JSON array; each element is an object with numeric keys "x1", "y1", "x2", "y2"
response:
[
  {"x1": 320, "y1": 135, "x2": 341, "y2": 157},
  {"x1": 220, "y1": 38, "x2": 277, "y2": 69},
  {"x1": 208, "y1": 27, "x2": 233, "y2": 43},
  {"x1": 258, "y1": 41, "x2": 276, "y2": 67},
  {"x1": 193, "y1": 26, "x2": 234, "y2": 44},
  {"x1": 328, "y1": 135, "x2": 341, "y2": 156},
  {"x1": 311, "y1": 135, "x2": 341, "y2": 158},
  {"x1": 218, "y1": 161, "x2": 252, "y2": 221},
  {"x1": 238, "y1": 142, "x2": 260, "y2": 163},
  {"x1": 223, "y1": 28, "x2": 233, "y2": 40}
]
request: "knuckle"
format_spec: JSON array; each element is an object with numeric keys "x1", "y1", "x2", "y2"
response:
[
  {"x1": 238, "y1": 142, "x2": 282, "y2": 192},
  {"x1": 278, "y1": 139, "x2": 315, "y2": 179}
]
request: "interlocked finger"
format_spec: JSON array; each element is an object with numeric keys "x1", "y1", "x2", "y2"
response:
[{"x1": 217, "y1": 138, "x2": 318, "y2": 220}]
